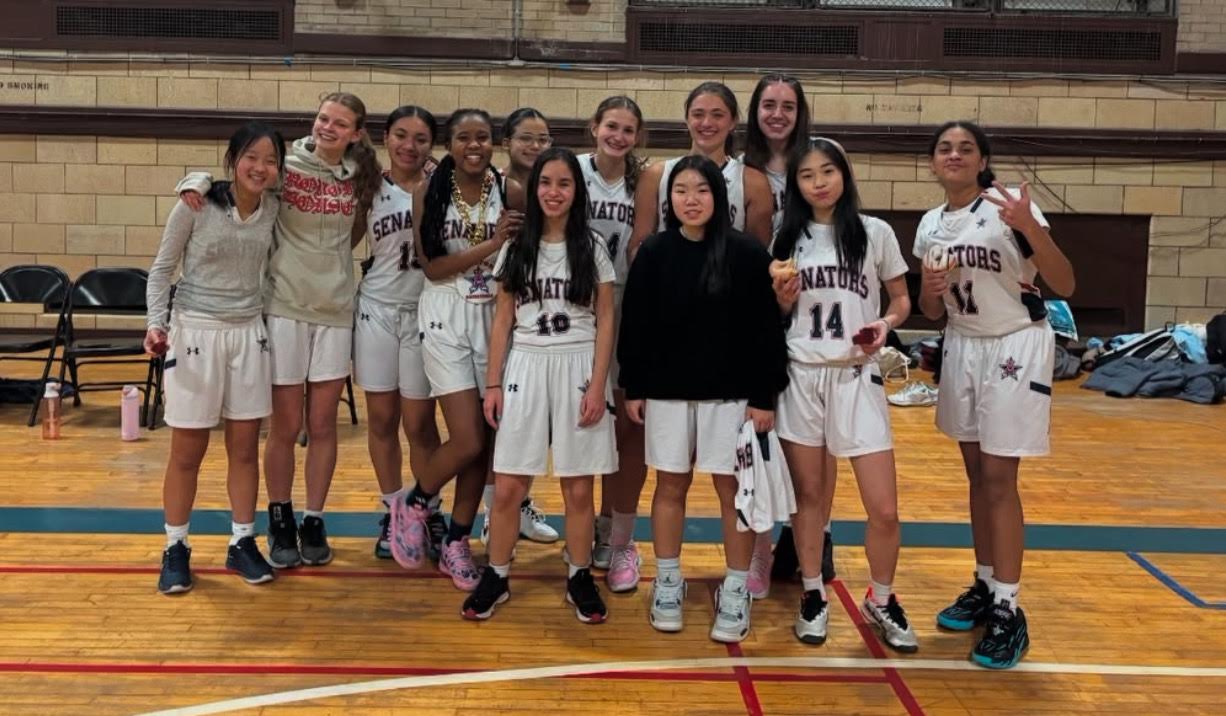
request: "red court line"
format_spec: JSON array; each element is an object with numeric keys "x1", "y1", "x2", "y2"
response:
[
  {"x1": 831, "y1": 580, "x2": 926, "y2": 716},
  {"x1": 0, "y1": 660, "x2": 886, "y2": 685}
]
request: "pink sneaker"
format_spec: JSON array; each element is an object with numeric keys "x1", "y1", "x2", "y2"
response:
[
  {"x1": 439, "y1": 538, "x2": 482, "y2": 591},
  {"x1": 389, "y1": 500, "x2": 429, "y2": 569},
  {"x1": 747, "y1": 532, "x2": 773, "y2": 600},
  {"x1": 606, "y1": 542, "x2": 642, "y2": 593}
]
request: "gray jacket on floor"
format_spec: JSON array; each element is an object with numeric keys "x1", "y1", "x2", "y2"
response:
[{"x1": 1082, "y1": 357, "x2": 1226, "y2": 404}]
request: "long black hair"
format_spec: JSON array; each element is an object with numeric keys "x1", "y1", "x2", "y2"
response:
[
  {"x1": 496, "y1": 147, "x2": 597, "y2": 307},
  {"x1": 744, "y1": 74, "x2": 810, "y2": 171},
  {"x1": 206, "y1": 121, "x2": 287, "y2": 208},
  {"x1": 772, "y1": 138, "x2": 868, "y2": 275},
  {"x1": 929, "y1": 120, "x2": 996, "y2": 189},
  {"x1": 502, "y1": 107, "x2": 548, "y2": 141},
  {"x1": 684, "y1": 81, "x2": 739, "y2": 157},
  {"x1": 420, "y1": 108, "x2": 505, "y2": 260},
  {"x1": 591, "y1": 95, "x2": 646, "y2": 195},
  {"x1": 664, "y1": 155, "x2": 732, "y2": 295},
  {"x1": 385, "y1": 104, "x2": 437, "y2": 140}
]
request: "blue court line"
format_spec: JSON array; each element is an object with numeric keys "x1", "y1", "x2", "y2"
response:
[
  {"x1": 1126, "y1": 552, "x2": 1226, "y2": 610},
  {"x1": 1, "y1": 507, "x2": 1224, "y2": 554}
]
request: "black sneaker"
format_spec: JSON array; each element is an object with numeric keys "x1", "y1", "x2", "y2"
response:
[
  {"x1": 821, "y1": 529, "x2": 837, "y2": 583},
  {"x1": 771, "y1": 525, "x2": 800, "y2": 582},
  {"x1": 375, "y1": 514, "x2": 392, "y2": 559},
  {"x1": 425, "y1": 507, "x2": 448, "y2": 563},
  {"x1": 157, "y1": 541, "x2": 193, "y2": 594},
  {"x1": 226, "y1": 536, "x2": 275, "y2": 585},
  {"x1": 793, "y1": 589, "x2": 829, "y2": 645},
  {"x1": 267, "y1": 503, "x2": 302, "y2": 569},
  {"x1": 566, "y1": 568, "x2": 608, "y2": 624},
  {"x1": 937, "y1": 578, "x2": 992, "y2": 631},
  {"x1": 461, "y1": 568, "x2": 509, "y2": 620},
  {"x1": 299, "y1": 515, "x2": 333, "y2": 566},
  {"x1": 972, "y1": 603, "x2": 1029, "y2": 669}
]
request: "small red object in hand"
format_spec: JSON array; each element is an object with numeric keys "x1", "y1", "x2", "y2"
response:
[
  {"x1": 151, "y1": 338, "x2": 168, "y2": 356},
  {"x1": 852, "y1": 326, "x2": 876, "y2": 346}
]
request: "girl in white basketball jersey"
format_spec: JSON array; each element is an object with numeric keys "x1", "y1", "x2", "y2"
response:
[
  {"x1": 463, "y1": 147, "x2": 617, "y2": 623},
  {"x1": 581, "y1": 96, "x2": 648, "y2": 593},
  {"x1": 772, "y1": 139, "x2": 916, "y2": 652},
  {"x1": 620, "y1": 155, "x2": 788, "y2": 643},
  {"x1": 396, "y1": 109, "x2": 526, "y2": 591},
  {"x1": 477, "y1": 107, "x2": 558, "y2": 549},
  {"x1": 148, "y1": 123, "x2": 284, "y2": 594},
  {"x1": 352, "y1": 106, "x2": 451, "y2": 563},
  {"x1": 630, "y1": 82, "x2": 774, "y2": 252},
  {"x1": 744, "y1": 74, "x2": 838, "y2": 595},
  {"x1": 918, "y1": 121, "x2": 1074, "y2": 670}
]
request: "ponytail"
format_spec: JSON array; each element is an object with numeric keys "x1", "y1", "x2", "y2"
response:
[
  {"x1": 348, "y1": 135, "x2": 382, "y2": 220},
  {"x1": 420, "y1": 154, "x2": 456, "y2": 261}
]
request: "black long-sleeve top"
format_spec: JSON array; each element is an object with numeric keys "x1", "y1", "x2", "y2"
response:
[{"x1": 617, "y1": 228, "x2": 789, "y2": 410}]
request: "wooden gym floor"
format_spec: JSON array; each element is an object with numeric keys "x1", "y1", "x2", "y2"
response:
[{"x1": 0, "y1": 356, "x2": 1224, "y2": 715}]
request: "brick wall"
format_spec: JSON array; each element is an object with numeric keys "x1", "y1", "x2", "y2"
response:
[
  {"x1": 294, "y1": 0, "x2": 514, "y2": 39},
  {"x1": 1179, "y1": 0, "x2": 1226, "y2": 54},
  {"x1": 1, "y1": 58, "x2": 1224, "y2": 328}
]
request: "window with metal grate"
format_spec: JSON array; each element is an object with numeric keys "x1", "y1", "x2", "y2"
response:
[
  {"x1": 943, "y1": 26, "x2": 1163, "y2": 61},
  {"x1": 639, "y1": 22, "x2": 859, "y2": 56},
  {"x1": 57, "y1": 6, "x2": 281, "y2": 41}
]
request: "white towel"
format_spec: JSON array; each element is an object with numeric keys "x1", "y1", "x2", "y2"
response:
[{"x1": 733, "y1": 421, "x2": 797, "y2": 533}]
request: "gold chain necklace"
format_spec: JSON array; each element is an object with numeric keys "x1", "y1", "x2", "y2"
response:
[{"x1": 451, "y1": 171, "x2": 494, "y2": 247}]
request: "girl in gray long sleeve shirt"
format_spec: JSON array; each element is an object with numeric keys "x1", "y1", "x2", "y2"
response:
[{"x1": 147, "y1": 122, "x2": 285, "y2": 596}]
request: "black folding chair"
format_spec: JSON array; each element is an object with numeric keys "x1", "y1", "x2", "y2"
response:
[
  {"x1": 0, "y1": 265, "x2": 72, "y2": 426},
  {"x1": 53, "y1": 267, "x2": 164, "y2": 430}
]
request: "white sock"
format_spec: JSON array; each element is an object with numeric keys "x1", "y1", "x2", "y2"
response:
[
  {"x1": 381, "y1": 489, "x2": 405, "y2": 511},
  {"x1": 723, "y1": 567, "x2": 749, "y2": 595},
  {"x1": 229, "y1": 521, "x2": 254, "y2": 546},
  {"x1": 490, "y1": 562, "x2": 510, "y2": 578},
  {"x1": 568, "y1": 560, "x2": 591, "y2": 578},
  {"x1": 870, "y1": 580, "x2": 892, "y2": 606},
  {"x1": 993, "y1": 580, "x2": 1019, "y2": 611},
  {"x1": 483, "y1": 485, "x2": 497, "y2": 513},
  {"x1": 976, "y1": 563, "x2": 995, "y2": 588},
  {"x1": 656, "y1": 556, "x2": 681, "y2": 584},
  {"x1": 304, "y1": 509, "x2": 324, "y2": 520},
  {"x1": 801, "y1": 575, "x2": 826, "y2": 600},
  {"x1": 165, "y1": 522, "x2": 189, "y2": 548}
]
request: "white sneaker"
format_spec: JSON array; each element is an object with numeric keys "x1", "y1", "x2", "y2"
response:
[
  {"x1": 519, "y1": 499, "x2": 559, "y2": 543},
  {"x1": 649, "y1": 575, "x2": 686, "y2": 633},
  {"x1": 860, "y1": 593, "x2": 919, "y2": 653},
  {"x1": 592, "y1": 514, "x2": 613, "y2": 569},
  {"x1": 794, "y1": 589, "x2": 829, "y2": 645},
  {"x1": 875, "y1": 347, "x2": 911, "y2": 383},
  {"x1": 709, "y1": 584, "x2": 752, "y2": 643},
  {"x1": 887, "y1": 381, "x2": 938, "y2": 407}
]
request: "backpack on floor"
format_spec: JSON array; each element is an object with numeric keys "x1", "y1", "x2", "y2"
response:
[
  {"x1": 1207, "y1": 313, "x2": 1226, "y2": 364},
  {"x1": 1093, "y1": 327, "x2": 1179, "y2": 370}
]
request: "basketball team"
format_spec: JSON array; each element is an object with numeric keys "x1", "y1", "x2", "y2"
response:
[{"x1": 144, "y1": 75, "x2": 1075, "y2": 670}]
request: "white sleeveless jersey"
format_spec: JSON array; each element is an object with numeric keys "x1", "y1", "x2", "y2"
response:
[
  {"x1": 656, "y1": 155, "x2": 746, "y2": 231},
  {"x1": 493, "y1": 235, "x2": 616, "y2": 349},
  {"x1": 579, "y1": 153, "x2": 635, "y2": 287},
  {"x1": 767, "y1": 167, "x2": 786, "y2": 240},
  {"x1": 425, "y1": 175, "x2": 506, "y2": 304},
  {"x1": 786, "y1": 216, "x2": 908, "y2": 365},
  {"x1": 913, "y1": 187, "x2": 1049, "y2": 338},
  {"x1": 359, "y1": 175, "x2": 424, "y2": 308}
]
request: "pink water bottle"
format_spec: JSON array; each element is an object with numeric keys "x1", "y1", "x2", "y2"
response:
[
  {"x1": 121, "y1": 385, "x2": 140, "y2": 441},
  {"x1": 42, "y1": 381, "x2": 62, "y2": 440}
]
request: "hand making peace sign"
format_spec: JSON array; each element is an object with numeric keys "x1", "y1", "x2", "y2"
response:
[{"x1": 981, "y1": 180, "x2": 1041, "y2": 235}]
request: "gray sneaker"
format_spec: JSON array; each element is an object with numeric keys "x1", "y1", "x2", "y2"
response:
[
  {"x1": 298, "y1": 515, "x2": 333, "y2": 566},
  {"x1": 266, "y1": 504, "x2": 302, "y2": 569},
  {"x1": 888, "y1": 381, "x2": 938, "y2": 407},
  {"x1": 592, "y1": 515, "x2": 613, "y2": 569},
  {"x1": 649, "y1": 575, "x2": 686, "y2": 632},
  {"x1": 710, "y1": 583, "x2": 753, "y2": 643}
]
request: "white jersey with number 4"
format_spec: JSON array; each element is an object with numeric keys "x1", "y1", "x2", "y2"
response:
[
  {"x1": 657, "y1": 155, "x2": 746, "y2": 231},
  {"x1": 785, "y1": 216, "x2": 908, "y2": 365},
  {"x1": 494, "y1": 235, "x2": 616, "y2": 349},
  {"x1": 360, "y1": 175, "x2": 423, "y2": 308},
  {"x1": 579, "y1": 153, "x2": 635, "y2": 287},
  {"x1": 913, "y1": 187, "x2": 1049, "y2": 338}
]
